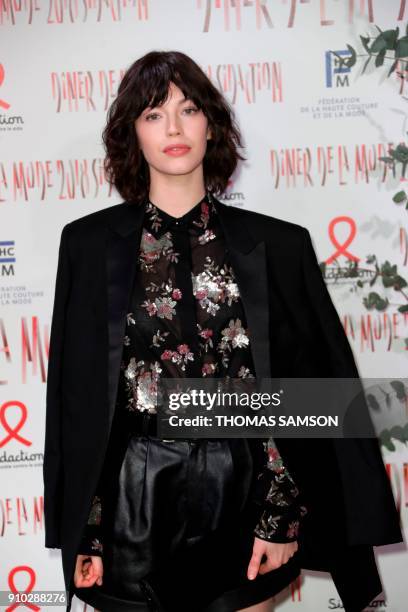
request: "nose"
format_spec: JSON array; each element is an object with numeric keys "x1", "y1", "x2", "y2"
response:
[{"x1": 166, "y1": 112, "x2": 182, "y2": 136}]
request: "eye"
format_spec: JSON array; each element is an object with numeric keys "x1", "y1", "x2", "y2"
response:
[
  {"x1": 145, "y1": 112, "x2": 160, "y2": 121},
  {"x1": 145, "y1": 107, "x2": 199, "y2": 121},
  {"x1": 184, "y1": 106, "x2": 198, "y2": 113}
]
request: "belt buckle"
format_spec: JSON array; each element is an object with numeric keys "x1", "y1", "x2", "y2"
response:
[{"x1": 141, "y1": 412, "x2": 152, "y2": 436}]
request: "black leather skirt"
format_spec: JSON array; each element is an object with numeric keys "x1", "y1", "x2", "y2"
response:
[{"x1": 74, "y1": 415, "x2": 301, "y2": 612}]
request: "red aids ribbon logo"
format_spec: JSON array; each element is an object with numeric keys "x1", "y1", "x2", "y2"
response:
[
  {"x1": 0, "y1": 401, "x2": 31, "y2": 448},
  {"x1": 0, "y1": 64, "x2": 11, "y2": 110},
  {"x1": 325, "y1": 216, "x2": 360, "y2": 264},
  {"x1": 7, "y1": 566, "x2": 40, "y2": 612}
]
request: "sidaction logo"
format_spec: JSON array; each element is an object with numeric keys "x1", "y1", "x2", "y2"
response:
[
  {"x1": 0, "y1": 63, "x2": 24, "y2": 131},
  {"x1": 321, "y1": 216, "x2": 369, "y2": 285},
  {"x1": 0, "y1": 400, "x2": 32, "y2": 449}
]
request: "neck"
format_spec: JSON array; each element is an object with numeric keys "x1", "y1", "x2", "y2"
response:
[{"x1": 147, "y1": 170, "x2": 207, "y2": 218}]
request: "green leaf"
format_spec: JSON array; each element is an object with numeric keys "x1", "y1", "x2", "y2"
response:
[
  {"x1": 388, "y1": 59, "x2": 398, "y2": 77},
  {"x1": 389, "y1": 380, "x2": 407, "y2": 401},
  {"x1": 381, "y1": 261, "x2": 397, "y2": 276},
  {"x1": 367, "y1": 393, "x2": 381, "y2": 412},
  {"x1": 380, "y1": 430, "x2": 396, "y2": 452},
  {"x1": 393, "y1": 190, "x2": 407, "y2": 203},
  {"x1": 394, "y1": 143, "x2": 408, "y2": 162},
  {"x1": 382, "y1": 277, "x2": 394, "y2": 288},
  {"x1": 381, "y1": 28, "x2": 399, "y2": 50},
  {"x1": 390, "y1": 425, "x2": 406, "y2": 442},
  {"x1": 363, "y1": 291, "x2": 389, "y2": 311},
  {"x1": 345, "y1": 44, "x2": 357, "y2": 68},
  {"x1": 360, "y1": 35, "x2": 371, "y2": 53},
  {"x1": 362, "y1": 54, "x2": 372, "y2": 74},
  {"x1": 396, "y1": 35, "x2": 408, "y2": 58},
  {"x1": 393, "y1": 274, "x2": 408, "y2": 289},
  {"x1": 370, "y1": 33, "x2": 387, "y2": 53},
  {"x1": 375, "y1": 48, "x2": 386, "y2": 67},
  {"x1": 398, "y1": 304, "x2": 408, "y2": 313},
  {"x1": 369, "y1": 272, "x2": 378, "y2": 287}
]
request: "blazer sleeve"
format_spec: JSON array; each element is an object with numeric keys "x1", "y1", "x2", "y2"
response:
[
  {"x1": 300, "y1": 226, "x2": 359, "y2": 377},
  {"x1": 253, "y1": 226, "x2": 347, "y2": 544},
  {"x1": 43, "y1": 223, "x2": 73, "y2": 549},
  {"x1": 76, "y1": 478, "x2": 104, "y2": 557}
]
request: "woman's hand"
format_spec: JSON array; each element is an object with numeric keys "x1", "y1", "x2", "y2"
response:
[
  {"x1": 247, "y1": 537, "x2": 298, "y2": 580},
  {"x1": 74, "y1": 554, "x2": 103, "y2": 588}
]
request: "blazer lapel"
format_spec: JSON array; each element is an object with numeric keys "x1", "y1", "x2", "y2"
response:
[
  {"x1": 106, "y1": 202, "x2": 145, "y2": 435},
  {"x1": 213, "y1": 197, "x2": 272, "y2": 382},
  {"x1": 105, "y1": 197, "x2": 272, "y2": 436}
]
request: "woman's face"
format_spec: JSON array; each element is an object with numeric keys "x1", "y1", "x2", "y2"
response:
[{"x1": 134, "y1": 81, "x2": 212, "y2": 181}]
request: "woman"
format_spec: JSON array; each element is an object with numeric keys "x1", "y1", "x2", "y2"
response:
[{"x1": 43, "y1": 50, "x2": 403, "y2": 612}]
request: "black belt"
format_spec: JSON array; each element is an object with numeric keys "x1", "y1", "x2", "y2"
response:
[
  {"x1": 123, "y1": 410, "x2": 159, "y2": 436},
  {"x1": 121, "y1": 410, "x2": 201, "y2": 443},
  {"x1": 122, "y1": 410, "x2": 210, "y2": 443}
]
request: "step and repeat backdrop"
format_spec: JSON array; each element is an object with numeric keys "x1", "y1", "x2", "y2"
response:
[{"x1": 1, "y1": 1, "x2": 408, "y2": 611}]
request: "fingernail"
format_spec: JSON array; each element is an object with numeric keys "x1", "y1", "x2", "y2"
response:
[{"x1": 248, "y1": 573, "x2": 255, "y2": 580}]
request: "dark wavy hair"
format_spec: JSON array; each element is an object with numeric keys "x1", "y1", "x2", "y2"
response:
[{"x1": 102, "y1": 50, "x2": 246, "y2": 205}]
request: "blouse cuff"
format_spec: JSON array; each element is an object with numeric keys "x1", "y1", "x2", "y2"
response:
[
  {"x1": 77, "y1": 494, "x2": 103, "y2": 557},
  {"x1": 77, "y1": 524, "x2": 103, "y2": 557},
  {"x1": 253, "y1": 503, "x2": 308, "y2": 543}
]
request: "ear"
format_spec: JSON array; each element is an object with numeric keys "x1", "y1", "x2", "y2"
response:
[{"x1": 207, "y1": 126, "x2": 212, "y2": 140}]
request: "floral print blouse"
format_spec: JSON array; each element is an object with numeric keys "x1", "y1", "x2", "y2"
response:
[{"x1": 77, "y1": 191, "x2": 307, "y2": 557}]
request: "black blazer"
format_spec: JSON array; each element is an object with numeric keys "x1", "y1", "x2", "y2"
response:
[{"x1": 43, "y1": 196, "x2": 404, "y2": 611}]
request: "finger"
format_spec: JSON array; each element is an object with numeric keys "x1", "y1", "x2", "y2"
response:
[
  {"x1": 258, "y1": 557, "x2": 282, "y2": 574},
  {"x1": 81, "y1": 559, "x2": 100, "y2": 586},
  {"x1": 74, "y1": 571, "x2": 95, "y2": 589},
  {"x1": 76, "y1": 568, "x2": 100, "y2": 589},
  {"x1": 93, "y1": 558, "x2": 104, "y2": 585},
  {"x1": 74, "y1": 561, "x2": 88, "y2": 587},
  {"x1": 247, "y1": 550, "x2": 263, "y2": 580},
  {"x1": 259, "y1": 547, "x2": 295, "y2": 574}
]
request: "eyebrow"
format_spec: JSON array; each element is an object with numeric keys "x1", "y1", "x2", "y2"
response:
[{"x1": 144, "y1": 97, "x2": 191, "y2": 112}]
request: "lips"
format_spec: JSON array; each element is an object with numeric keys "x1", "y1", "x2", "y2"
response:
[{"x1": 163, "y1": 145, "x2": 191, "y2": 152}]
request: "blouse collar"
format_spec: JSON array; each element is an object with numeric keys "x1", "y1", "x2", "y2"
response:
[{"x1": 142, "y1": 191, "x2": 218, "y2": 239}]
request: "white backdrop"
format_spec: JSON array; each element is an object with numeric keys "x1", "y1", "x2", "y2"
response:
[{"x1": 1, "y1": 1, "x2": 407, "y2": 611}]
